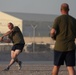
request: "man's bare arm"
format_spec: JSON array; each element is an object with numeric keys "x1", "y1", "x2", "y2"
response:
[
  {"x1": 0, "y1": 30, "x2": 13, "y2": 41},
  {"x1": 2, "y1": 30, "x2": 13, "y2": 38}
]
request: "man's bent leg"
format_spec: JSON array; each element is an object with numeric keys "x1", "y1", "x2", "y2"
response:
[
  {"x1": 4, "y1": 50, "x2": 21, "y2": 71},
  {"x1": 14, "y1": 50, "x2": 22, "y2": 70},
  {"x1": 8, "y1": 50, "x2": 21, "y2": 68}
]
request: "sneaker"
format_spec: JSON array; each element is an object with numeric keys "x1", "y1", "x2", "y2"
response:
[
  {"x1": 3, "y1": 67, "x2": 9, "y2": 71},
  {"x1": 18, "y1": 61, "x2": 22, "y2": 70}
]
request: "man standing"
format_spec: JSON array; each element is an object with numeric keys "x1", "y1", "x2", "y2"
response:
[
  {"x1": 50, "y1": 3, "x2": 76, "y2": 75},
  {"x1": 0, "y1": 22, "x2": 25, "y2": 71}
]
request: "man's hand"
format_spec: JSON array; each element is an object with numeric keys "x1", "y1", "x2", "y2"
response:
[{"x1": 50, "y1": 28, "x2": 56, "y2": 40}]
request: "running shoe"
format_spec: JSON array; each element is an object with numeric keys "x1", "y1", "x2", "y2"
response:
[
  {"x1": 18, "y1": 61, "x2": 22, "y2": 70},
  {"x1": 3, "y1": 67, "x2": 9, "y2": 71}
]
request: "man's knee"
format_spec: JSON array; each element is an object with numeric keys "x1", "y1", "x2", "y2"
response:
[
  {"x1": 11, "y1": 53, "x2": 17, "y2": 59},
  {"x1": 51, "y1": 66, "x2": 60, "y2": 75},
  {"x1": 67, "y1": 66, "x2": 75, "y2": 75},
  {"x1": 11, "y1": 50, "x2": 21, "y2": 59},
  {"x1": 15, "y1": 50, "x2": 21, "y2": 55}
]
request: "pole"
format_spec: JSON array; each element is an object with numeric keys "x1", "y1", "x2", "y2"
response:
[
  {"x1": 48, "y1": 25, "x2": 51, "y2": 44},
  {"x1": 31, "y1": 25, "x2": 37, "y2": 52}
]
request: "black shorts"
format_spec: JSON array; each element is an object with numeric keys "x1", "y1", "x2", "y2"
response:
[
  {"x1": 11, "y1": 44, "x2": 25, "y2": 52},
  {"x1": 54, "y1": 50, "x2": 75, "y2": 66}
]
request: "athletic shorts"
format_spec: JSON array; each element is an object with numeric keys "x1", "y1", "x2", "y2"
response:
[
  {"x1": 11, "y1": 43, "x2": 25, "y2": 52},
  {"x1": 54, "y1": 50, "x2": 75, "y2": 66}
]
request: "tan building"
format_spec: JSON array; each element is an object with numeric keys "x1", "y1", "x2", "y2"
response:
[{"x1": 0, "y1": 12, "x2": 22, "y2": 33}]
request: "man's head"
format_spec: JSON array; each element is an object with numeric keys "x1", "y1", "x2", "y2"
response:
[
  {"x1": 60, "y1": 3, "x2": 69, "y2": 14},
  {"x1": 8, "y1": 22, "x2": 14, "y2": 30}
]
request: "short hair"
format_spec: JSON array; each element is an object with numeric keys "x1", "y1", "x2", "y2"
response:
[
  {"x1": 8, "y1": 22, "x2": 14, "y2": 27},
  {"x1": 61, "y1": 3, "x2": 69, "y2": 11}
]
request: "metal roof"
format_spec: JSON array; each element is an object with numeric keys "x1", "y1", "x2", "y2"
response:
[{"x1": 5, "y1": 12, "x2": 58, "y2": 22}]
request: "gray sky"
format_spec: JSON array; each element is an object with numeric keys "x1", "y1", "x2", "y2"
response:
[{"x1": 0, "y1": 0, "x2": 76, "y2": 18}]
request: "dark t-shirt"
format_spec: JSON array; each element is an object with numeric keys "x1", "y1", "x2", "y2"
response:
[
  {"x1": 8, "y1": 26, "x2": 25, "y2": 45},
  {"x1": 52, "y1": 15, "x2": 76, "y2": 52}
]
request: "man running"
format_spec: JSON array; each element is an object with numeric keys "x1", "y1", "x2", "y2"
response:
[{"x1": 0, "y1": 22, "x2": 25, "y2": 71}]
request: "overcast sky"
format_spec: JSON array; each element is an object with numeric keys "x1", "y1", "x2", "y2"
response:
[{"x1": 0, "y1": 0, "x2": 76, "y2": 18}]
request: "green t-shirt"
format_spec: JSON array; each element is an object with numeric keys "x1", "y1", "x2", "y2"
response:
[
  {"x1": 52, "y1": 15, "x2": 76, "y2": 52},
  {"x1": 8, "y1": 26, "x2": 25, "y2": 45}
]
